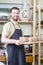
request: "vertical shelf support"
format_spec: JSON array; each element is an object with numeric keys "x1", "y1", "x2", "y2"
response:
[
  {"x1": 32, "y1": 0, "x2": 36, "y2": 65},
  {"x1": 38, "y1": 0, "x2": 41, "y2": 65}
]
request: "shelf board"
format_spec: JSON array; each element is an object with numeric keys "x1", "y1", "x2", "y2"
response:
[
  {"x1": 40, "y1": 25, "x2": 43, "y2": 27},
  {"x1": 23, "y1": 41, "x2": 40, "y2": 44},
  {"x1": 26, "y1": 55, "x2": 33, "y2": 62},
  {"x1": 36, "y1": 8, "x2": 43, "y2": 12},
  {"x1": 36, "y1": 24, "x2": 43, "y2": 28},
  {"x1": 0, "y1": 21, "x2": 33, "y2": 25},
  {"x1": 40, "y1": 8, "x2": 43, "y2": 11},
  {"x1": 18, "y1": 21, "x2": 33, "y2": 25},
  {"x1": 40, "y1": 41, "x2": 43, "y2": 43},
  {"x1": 23, "y1": 41, "x2": 43, "y2": 44},
  {"x1": 40, "y1": 57, "x2": 43, "y2": 60},
  {"x1": 25, "y1": 53, "x2": 32, "y2": 56},
  {"x1": 0, "y1": 56, "x2": 6, "y2": 62},
  {"x1": 0, "y1": 21, "x2": 8, "y2": 23}
]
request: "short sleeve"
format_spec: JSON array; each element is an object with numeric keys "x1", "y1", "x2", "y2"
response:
[{"x1": 2, "y1": 23, "x2": 11, "y2": 38}]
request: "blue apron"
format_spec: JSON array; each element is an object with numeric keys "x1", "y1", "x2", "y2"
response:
[{"x1": 6, "y1": 22, "x2": 26, "y2": 65}]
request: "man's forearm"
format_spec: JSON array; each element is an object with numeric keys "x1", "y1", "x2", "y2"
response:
[{"x1": 1, "y1": 37, "x2": 17, "y2": 44}]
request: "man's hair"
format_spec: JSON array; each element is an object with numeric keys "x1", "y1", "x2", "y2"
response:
[{"x1": 10, "y1": 7, "x2": 20, "y2": 12}]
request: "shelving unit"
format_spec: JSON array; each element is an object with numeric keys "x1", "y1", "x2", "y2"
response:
[
  {"x1": 37, "y1": 0, "x2": 43, "y2": 65},
  {"x1": 0, "y1": 0, "x2": 34, "y2": 65},
  {"x1": 18, "y1": 21, "x2": 33, "y2": 64},
  {"x1": 18, "y1": 0, "x2": 37, "y2": 61}
]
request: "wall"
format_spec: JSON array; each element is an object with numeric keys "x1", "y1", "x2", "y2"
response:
[{"x1": 0, "y1": 0, "x2": 23, "y2": 4}]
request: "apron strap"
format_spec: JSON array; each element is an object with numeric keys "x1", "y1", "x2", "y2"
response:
[
  {"x1": 11, "y1": 21, "x2": 16, "y2": 29},
  {"x1": 11, "y1": 21, "x2": 21, "y2": 29}
]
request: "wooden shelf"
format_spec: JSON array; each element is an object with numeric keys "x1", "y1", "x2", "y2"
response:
[
  {"x1": 36, "y1": 6, "x2": 43, "y2": 12},
  {"x1": 40, "y1": 8, "x2": 43, "y2": 11},
  {"x1": 0, "y1": 21, "x2": 33, "y2": 25},
  {"x1": 0, "y1": 56, "x2": 6, "y2": 62},
  {"x1": 18, "y1": 21, "x2": 33, "y2": 25},
  {"x1": 23, "y1": 41, "x2": 40, "y2": 44},
  {"x1": 40, "y1": 57, "x2": 43, "y2": 60},
  {"x1": 23, "y1": 41, "x2": 43, "y2": 44},
  {"x1": 36, "y1": 24, "x2": 43, "y2": 29},
  {"x1": 0, "y1": 55, "x2": 33, "y2": 63},
  {"x1": 25, "y1": 53, "x2": 32, "y2": 56},
  {"x1": 40, "y1": 25, "x2": 43, "y2": 27},
  {"x1": 0, "y1": 21, "x2": 8, "y2": 23},
  {"x1": 26, "y1": 55, "x2": 33, "y2": 62},
  {"x1": 40, "y1": 41, "x2": 43, "y2": 43}
]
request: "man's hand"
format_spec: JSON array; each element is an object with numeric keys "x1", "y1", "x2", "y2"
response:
[{"x1": 15, "y1": 40, "x2": 24, "y2": 46}]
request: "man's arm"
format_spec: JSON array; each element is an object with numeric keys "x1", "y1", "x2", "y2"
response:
[
  {"x1": 1, "y1": 22, "x2": 24, "y2": 45},
  {"x1": 1, "y1": 36, "x2": 21, "y2": 45}
]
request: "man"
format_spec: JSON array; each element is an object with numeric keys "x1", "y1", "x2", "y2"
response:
[{"x1": 1, "y1": 7, "x2": 26, "y2": 65}]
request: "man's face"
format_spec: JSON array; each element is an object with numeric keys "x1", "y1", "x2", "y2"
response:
[{"x1": 11, "y1": 9, "x2": 20, "y2": 21}]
